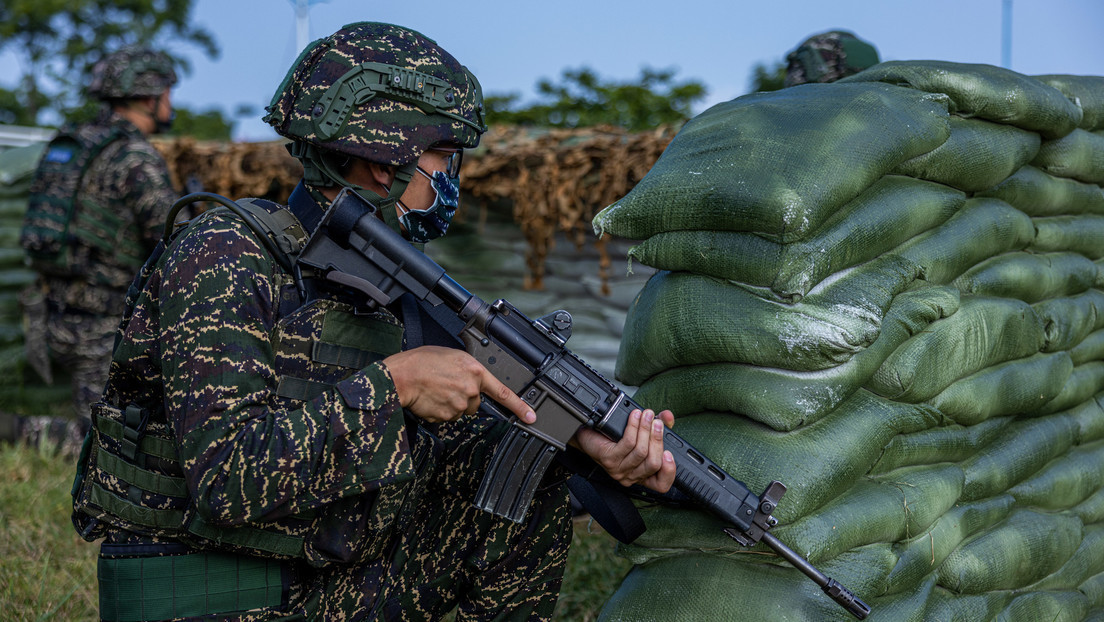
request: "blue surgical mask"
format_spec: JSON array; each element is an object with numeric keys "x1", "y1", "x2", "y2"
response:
[{"x1": 395, "y1": 166, "x2": 460, "y2": 243}]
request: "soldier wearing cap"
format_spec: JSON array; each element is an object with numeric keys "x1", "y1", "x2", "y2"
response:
[
  {"x1": 70, "y1": 22, "x2": 675, "y2": 620},
  {"x1": 7, "y1": 46, "x2": 179, "y2": 456},
  {"x1": 784, "y1": 30, "x2": 880, "y2": 87}
]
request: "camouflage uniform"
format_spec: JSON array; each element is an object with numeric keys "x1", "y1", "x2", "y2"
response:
[
  {"x1": 14, "y1": 47, "x2": 178, "y2": 456},
  {"x1": 72, "y1": 23, "x2": 574, "y2": 620},
  {"x1": 784, "y1": 30, "x2": 880, "y2": 87}
]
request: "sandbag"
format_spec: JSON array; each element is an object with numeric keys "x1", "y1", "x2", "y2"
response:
[
  {"x1": 997, "y1": 590, "x2": 1090, "y2": 622},
  {"x1": 926, "y1": 352, "x2": 1073, "y2": 425},
  {"x1": 1039, "y1": 361, "x2": 1104, "y2": 415},
  {"x1": 960, "y1": 414, "x2": 1079, "y2": 501},
  {"x1": 1066, "y1": 394, "x2": 1104, "y2": 445},
  {"x1": 630, "y1": 286, "x2": 960, "y2": 431},
  {"x1": 591, "y1": 82, "x2": 951, "y2": 242},
  {"x1": 1073, "y1": 330, "x2": 1104, "y2": 364},
  {"x1": 616, "y1": 256, "x2": 921, "y2": 384},
  {"x1": 975, "y1": 165, "x2": 1104, "y2": 217},
  {"x1": 867, "y1": 296, "x2": 1046, "y2": 402},
  {"x1": 922, "y1": 588, "x2": 1011, "y2": 622},
  {"x1": 772, "y1": 464, "x2": 963, "y2": 564},
  {"x1": 870, "y1": 417, "x2": 1009, "y2": 476},
  {"x1": 1032, "y1": 128, "x2": 1104, "y2": 185},
  {"x1": 894, "y1": 198, "x2": 1036, "y2": 286},
  {"x1": 1083, "y1": 575, "x2": 1104, "y2": 611},
  {"x1": 953, "y1": 251, "x2": 1097, "y2": 302},
  {"x1": 1009, "y1": 440, "x2": 1104, "y2": 511},
  {"x1": 1031, "y1": 215, "x2": 1104, "y2": 259},
  {"x1": 839, "y1": 60, "x2": 1083, "y2": 138},
  {"x1": 1033, "y1": 289, "x2": 1104, "y2": 352},
  {"x1": 1028, "y1": 525, "x2": 1104, "y2": 591},
  {"x1": 625, "y1": 176, "x2": 964, "y2": 301},
  {"x1": 886, "y1": 495, "x2": 1015, "y2": 595},
  {"x1": 891, "y1": 115, "x2": 1040, "y2": 192},
  {"x1": 1036, "y1": 74, "x2": 1104, "y2": 130},
  {"x1": 937, "y1": 509, "x2": 1083, "y2": 593}
]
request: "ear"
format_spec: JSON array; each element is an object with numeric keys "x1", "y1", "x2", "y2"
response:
[{"x1": 366, "y1": 161, "x2": 396, "y2": 188}]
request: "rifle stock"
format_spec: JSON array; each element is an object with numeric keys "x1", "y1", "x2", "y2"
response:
[{"x1": 296, "y1": 188, "x2": 871, "y2": 620}]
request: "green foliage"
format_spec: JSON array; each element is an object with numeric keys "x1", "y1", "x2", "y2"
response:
[
  {"x1": 0, "y1": 443, "x2": 98, "y2": 620},
  {"x1": 486, "y1": 66, "x2": 706, "y2": 131},
  {"x1": 0, "y1": 0, "x2": 218, "y2": 125},
  {"x1": 750, "y1": 59, "x2": 788, "y2": 93},
  {"x1": 167, "y1": 106, "x2": 234, "y2": 141}
]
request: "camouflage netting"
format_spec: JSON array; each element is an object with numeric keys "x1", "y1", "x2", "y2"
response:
[
  {"x1": 593, "y1": 62, "x2": 1104, "y2": 621},
  {"x1": 152, "y1": 125, "x2": 674, "y2": 292}
]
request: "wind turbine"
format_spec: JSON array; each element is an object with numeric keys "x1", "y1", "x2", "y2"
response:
[{"x1": 290, "y1": 0, "x2": 331, "y2": 52}]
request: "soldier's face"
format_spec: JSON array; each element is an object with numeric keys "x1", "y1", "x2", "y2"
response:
[{"x1": 155, "y1": 89, "x2": 173, "y2": 124}]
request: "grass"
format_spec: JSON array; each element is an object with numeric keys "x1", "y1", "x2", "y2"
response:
[{"x1": 0, "y1": 443, "x2": 631, "y2": 621}]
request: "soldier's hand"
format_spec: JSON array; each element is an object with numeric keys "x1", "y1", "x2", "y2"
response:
[
  {"x1": 572, "y1": 408, "x2": 676, "y2": 493},
  {"x1": 383, "y1": 346, "x2": 536, "y2": 425}
]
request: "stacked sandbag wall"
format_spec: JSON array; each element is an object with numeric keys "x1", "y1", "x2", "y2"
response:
[
  {"x1": 593, "y1": 61, "x2": 1104, "y2": 621},
  {"x1": 0, "y1": 143, "x2": 71, "y2": 414}
]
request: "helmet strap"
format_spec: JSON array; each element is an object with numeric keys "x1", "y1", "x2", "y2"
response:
[{"x1": 374, "y1": 162, "x2": 416, "y2": 237}]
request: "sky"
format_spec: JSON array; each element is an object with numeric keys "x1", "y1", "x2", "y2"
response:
[{"x1": 4, "y1": 0, "x2": 1104, "y2": 141}]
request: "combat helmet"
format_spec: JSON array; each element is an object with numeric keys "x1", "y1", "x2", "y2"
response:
[
  {"x1": 88, "y1": 46, "x2": 178, "y2": 100},
  {"x1": 264, "y1": 21, "x2": 486, "y2": 211},
  {"x1": 784, "y1": 30, "x2": 879, "y2": 87}
]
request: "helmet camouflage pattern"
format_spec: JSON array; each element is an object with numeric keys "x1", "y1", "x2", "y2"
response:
[
  {"x1": 264, "y1": 21, "x2": 486, "y2": 168},
  {"x1": 88, "y1": 46, "x2": 178, "y2": 99},
  {"x1": 784, "y1": 30, "x2": 880, "y2": 87}
]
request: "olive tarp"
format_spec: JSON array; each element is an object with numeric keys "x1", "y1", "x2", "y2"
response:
[{"x1": 595, "y1": 60, "x2": 1104, "y2": 621}]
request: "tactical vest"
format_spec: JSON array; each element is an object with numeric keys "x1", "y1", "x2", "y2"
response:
[
  {"x1": 71, "y1": 197, "x2": 420, "y2": 563},
  {"x1": 21, "y1": 121, "x2": 134, "y2": 275}
]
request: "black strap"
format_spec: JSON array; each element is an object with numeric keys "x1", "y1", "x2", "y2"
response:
[{"x1": 558, "y1": 446, "x2": 647, "y2": 544}]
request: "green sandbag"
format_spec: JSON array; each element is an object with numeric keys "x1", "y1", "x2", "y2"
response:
[
  {"x1": 895, "y1": 198, "x2": 1035, "y2": 286},
  {"x1": 1039, "y1": 362, "x2": 1104, "y2": 415},
  {"x1": 1036, "y1": 74, "x2": 1104, "y2": 131},
  {"x1": 975, "y1": 165, "x2": 1104, "y2": 217},
  {"x1": 1081, "y1": 575, "x2": 1104, "y2": 610},
  {"x1": 0, "y1": 142, "x2": 45, "y2": 188},
  {"x1": 616, "y1": 256, "x2": 921, "y2": 384},
  {"x1": 1032, "y1": 128, "x2": 1104, "y2": 185},
  {"x1": 922, "y1": 587, "x2": 1011, "y2": 622},
  {"x1": 870, "y1": 417, "x2": 1010, "y2": 475},
  {"x1": 631, "y1": 286, "x2": 960, "y2": 431},
  {"x1": 891, "y1": 115, "x2": 1041, "y2": 193},
  {"x1": 1029, "y1": 525, "x2": 1104, "y2": 591},
  {"x1": 886, "y1": 496, "x2": 1014, "y2": 596},
  {"x1": 867, "y1": 296, "x2": 1046, "y2": 402},
  {"x1": 591, "y1": 82, "x2": 951, "y2": 242},
  {"x1": 960, "y1": 413, "x2": 1078, "y2": 501},
  {"x1": 937, "y1": 509, "x2": 1083, "y2": 593},
  {"x1": 953, "y1": 252, "x2": 1097, "y2": 302},
  {"x1": 926, "y1": 352, "x2": 1072, "y2": 426},
  {"x1": 1073, "y1": 330, "x2": 1104, "y2": 364},
  {"x1": 626, "y1": 176, "x2": 964, "y2": 301},
  {"x1": 772, "y1": 464, "x2": 963, "y2": 564},
  {"x1": 1033, "y1": 289, "x2": 1104, "y2": 353},
  {"x1": 599, "y1": 546, "x2": 897, "y2": 622},
  {"x1": 1009, "y1": 439, "x2": 1104, "y2": 510},
  {"x1": 839, "y1": 60, "x2": 1083, "y2": 139},
  {"x1": 1071, "y1": 488, "x2": 1104, "y2": 527},
  {"x1": 1031, "y1": 215, "x2": 1104, "y2": 259},
  {"x1": 1066, "y1": 394, "x2": 1104, "y2": 444},
  {"x1": 998, "y1": 590, "x2": 1090, "y2": 622}
]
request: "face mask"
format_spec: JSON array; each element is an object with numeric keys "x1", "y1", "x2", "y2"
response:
[
  {"x1": 153, "y1": 109, "x2": 175, "y2": 134},
  {"x1": 395, "y1": 166, "x2": 460, "y2": 243}
]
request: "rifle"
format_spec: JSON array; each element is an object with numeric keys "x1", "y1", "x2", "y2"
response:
[{"x1": 296, "y1": 188, "x2": 872, "y2": 620}]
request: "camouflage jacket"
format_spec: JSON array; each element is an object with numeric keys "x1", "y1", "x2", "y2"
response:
[{"x1": 35, "y1": 110, "x2": 177, "y2": 316}]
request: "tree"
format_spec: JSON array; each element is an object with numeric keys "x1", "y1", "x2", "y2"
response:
[
  {"x1": 0, "y1": 0, "x2": 218, "y2": 126},
  {"x1": 166, "y1": 107, "x2": 234, "y2": 141},
  {"x1": 749, "y1": 60, "x2": 788, "y2": 93},
  {"x1": 486, "y1": 66, "x2": 707, "y2": 131}
]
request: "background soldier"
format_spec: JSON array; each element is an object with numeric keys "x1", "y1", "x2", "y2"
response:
[
  {"x1": 9, "y1": 46, "x2": 179, "y2": 456},
  {"x1": 71, "y1": 22, "x2": 675, "y2": 620},
  {"x1": 784, "y1": 30, "x2": 881, "y2": 87}
]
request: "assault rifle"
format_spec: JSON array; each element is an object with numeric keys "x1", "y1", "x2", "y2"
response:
[{"x1": 296, "y1": 188, "x2": 871, "y2": 619}]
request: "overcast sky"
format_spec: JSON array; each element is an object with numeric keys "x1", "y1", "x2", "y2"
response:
[{"x1": 4, "y1": 0, "x2": 1103, "y2": 140}]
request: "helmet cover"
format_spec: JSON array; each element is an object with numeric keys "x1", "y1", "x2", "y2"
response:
[
  {"x1": 89, "y1": 46, "x2": 178, "y2": 99},
  {"x1": 784, "y1": 31, "x2": 880, "y2": 87},
  {"x1": 264, "y1": 21, "x2": 486, "y2": 167}
]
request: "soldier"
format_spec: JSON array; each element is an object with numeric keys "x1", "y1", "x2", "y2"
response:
[
  {"x1": 71, "y1": 22, "x2": 676, "y2": 620},
  {"x1": 10, "y1": 46, "x2": 179, "y2": 456},
  {"x1": 784, "y1": 30, "x2": 880, "y2": 87}
]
